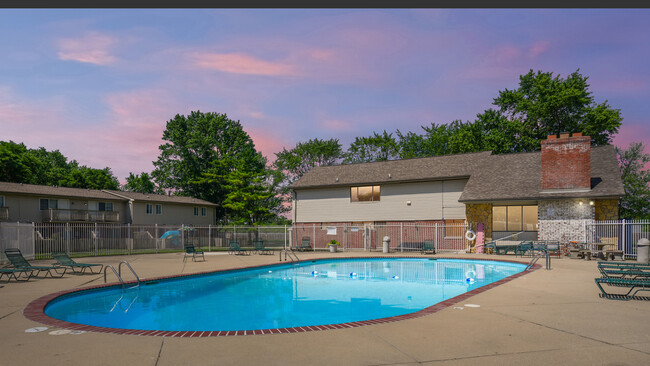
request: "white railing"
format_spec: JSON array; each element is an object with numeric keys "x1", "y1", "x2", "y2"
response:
[
  {"x1": 0, "y1": 207, "x2": 8, "y2": 221},
  {"x1": 585, "y1": 219, "x2": 650, "y2": 259},
  {"x1": 1, "y1": 222, "x2": 471, "y2": 260}
]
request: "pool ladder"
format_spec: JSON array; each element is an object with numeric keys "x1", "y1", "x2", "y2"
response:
[
  {"x1": 104, "y1": 260, "x2": 141, "y2": 289},
  {"x1": 280, "y1": 247, "x2": 299, "y2": 262},
  {"x1": 526, "y1": 251, "x2": 551, "y2": 271}
]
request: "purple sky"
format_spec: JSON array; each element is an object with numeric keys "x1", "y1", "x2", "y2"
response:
[{"x1": 1, "y1": 9, "x2": 648, "y2": 182}]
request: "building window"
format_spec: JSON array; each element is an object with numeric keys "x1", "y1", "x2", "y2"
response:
[
  {"x1": 350, "y1": 186, "x2": 380, "y2": 202},
  {"x1": 98, "y1": 202, "x2": 113, "y2": 211},
  {"x1": 155, "y1": 204, "x2": 162, "y2": 215},
  {"x1": 39, "y1": 198, "x2": 58, "y2": 210},
  {"x1": 146, "y1": 204, "x2": 153, "y2": 215},
  {"x1": 194, "y1": 207, "x2": 199, "y2": 216},
  {"x1": 0, "y1": 196, "x2": 4, "y2": 207},
  {"x1": 201, "y1": 207, "x2": 207, "y2": 216},
  {"x1": 493, "y1": 205, "x2": 538, "y2": 231}
]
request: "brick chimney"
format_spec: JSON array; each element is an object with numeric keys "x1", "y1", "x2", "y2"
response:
[{"x1": 541, "y1": 132, "x2": 591, "y2": 190}]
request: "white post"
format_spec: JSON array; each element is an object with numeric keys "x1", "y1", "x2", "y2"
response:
[
  {"x1": 94, "y1": 222, "x2": 98, "y2": 256},
  {"x1": 312, "y1": 223, "x2": 316, "y2": 251},
  {"x1": 622, "y1": 219, "x2": 627, "y2": 258},
  {"x1": 208, "y1": 225, "x2": 212, "y2": 252},
  {"x1": 400, "y1": 222, "x2": 403, "y2": 253},
  {"x1": 66, "y1": 222, "x2": 70, "y2": 255}
]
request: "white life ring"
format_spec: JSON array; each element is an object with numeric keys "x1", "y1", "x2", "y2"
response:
[
  {"x1": 465, "y1": 269, "x2": 476, "y2": 279},
  {"x1": 465, "y1": 230, "x2": 477, "y2": 241}
]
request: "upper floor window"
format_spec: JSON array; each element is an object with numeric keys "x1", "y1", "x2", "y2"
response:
[
  {"x1": 493, "y1": 205, "x2": 538, "y2": 231},
  {"x1": 146, "y1": 203, "x2": 153, "y2": 215},
  {"x1": 194, "y1": 207, "x2": 199, "y2": 216},
  {"x1": 201, "y1": 207, "x2": 207, "y2": 216},
  {"x1": 155, "y1": 204, "x2": 162, "y2": 215},
  {"x1": 0, "y1": 195, "x2": 4, "y2": 207},
  {"x1": 98, "y1": 202, "x2": 113, "y2": 211},
  {"x1": 40, "y1": 198, "x2": 58, "y2": 210},
  {"x1": 350, "y1": 186, "x2": 380, "y2": 202}
]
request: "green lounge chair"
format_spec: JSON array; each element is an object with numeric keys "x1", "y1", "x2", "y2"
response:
[
  {"x1": 595, "y1": 277, "x2": 650, "y2": 300},
  {"x1": 515, "y1": 241, "x2": 533, "y2": 257},
  {"x1": 183, "y1": 244, "x2": 205, "y2": 262},
  {"x1": 421, "y1": 240, "x2": 435, "y2": 254},
  {"x1": 298, "y1": 237, "x2": 312, "y2": 251},
  {"x1": 228, "y1": 240, "x2": 250, "y2": 256},
  {"x1": 4, "y1": 248, "x2": 67, "y2": 278},
  {"x1": 253, "y1": 240, "x2": 274, "y2": 255},
  {"x1": 51, "y1": 252, "x2": 103, "y2": 274},
  {"x1": 0, "y1": 267, "x2": 33, "y2": 282}
]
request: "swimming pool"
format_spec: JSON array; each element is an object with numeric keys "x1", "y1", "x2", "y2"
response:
[{"x1": 32, "y1": 258, "x2": 528, "y2": 336}]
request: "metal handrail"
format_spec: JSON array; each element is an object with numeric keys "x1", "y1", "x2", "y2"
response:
[
  {"x1": 280, "y1": 247, "x2": 299, "y2": 262},
  {"x1": 118, "y1": 260, "x2": 141, "y2": 287},
  {"x1": 104, "y1": 265, "x2": 125, "y2": 286},
  {"x1": 526, "y1": 250, "x2": 551, "y2": 270}
]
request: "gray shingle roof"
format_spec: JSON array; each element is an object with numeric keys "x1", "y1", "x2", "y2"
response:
[
  {"x1": 103, "y1": 190, "x2": 218, "y2": 206},
  {"x1": 291, "y1": 145, "x2": 625, "y2": 201},
  {"x1": 290, "y1": 151, "x2": 492, "y2": 189},
  {"x1": 0, "y1": 182, "x2": 124, "y2": 200}
]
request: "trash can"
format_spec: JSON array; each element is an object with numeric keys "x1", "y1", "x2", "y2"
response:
[
  {"x1": 382, "y1": 236, "x2": 390, "y2": 253},
  {"x1": 637, "y1": 238, "x2": 650, "y2": 264}
]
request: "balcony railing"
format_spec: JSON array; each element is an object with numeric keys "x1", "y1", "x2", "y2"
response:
[
  {"x1": 0, "y1": 207, "x2": 8, "y2": 221},
  {"x1": 41, "y1": 209, "x2": 120, "y2": 223}
]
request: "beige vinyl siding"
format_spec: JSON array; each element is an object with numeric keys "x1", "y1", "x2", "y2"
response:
[
  {"x1": 295, "y1": 179, "x2": 467, "y2": 223},
  {"x1": 442, "y1": 180, "x2": 467, "y2": 219},
  {"x1": 131, "y1": 202, "x2": 214, "y2": 225}
]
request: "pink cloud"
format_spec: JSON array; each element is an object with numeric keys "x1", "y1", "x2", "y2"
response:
[
  {"x1": 528, "y1": 40, "x2": 550, "y2": 59},
  {"x1": 57, "y1": 32, "x2": 117, "y2": 66},
  {"x1": 320, "y1": 119, "x2": 355, "y2": 133},
  {"x1": 613, "y1": 123, "x2": 650, "y2": 170},
  {"x1": 193, "y1": 52, "x2": 295, "y2": 76},
  {"x1": 246, "y1": 127, "x2": 292, "y2": 164}
]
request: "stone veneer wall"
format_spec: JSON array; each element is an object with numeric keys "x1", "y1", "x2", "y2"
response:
[
  {"x1": 538, "y1": 199, "x2": 594, "y2": 243},
  {"x1": 465, "y1": 203, "x2": 493, "y2": 241},
  {"x1": 595, "y1": 199, "x2": 619, "y2": 220}
]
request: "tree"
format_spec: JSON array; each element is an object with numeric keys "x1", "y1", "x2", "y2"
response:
[
  {"x1": 616, "y1": 142, "x2": 650, "y2": 219},
  {"x1": 57, "y1": 165, "x2": 120, "y2": 190},
  {"x1": 273, "y1": 138, "x2": 342, "y2": 186},
  {"x1": 494, "y1": 69, "x2": 622, "y2": 148},
  {"x1": 123, "y1": 172, "x2": 161, "y2": 194},
  {"x1": 152, "y1": 111, "x2": 268, "y2": 222},
  {"x1": 343, "y1": 130, "x2": 399, "y2": 164},
  {"x1": 197, "y1": 158, "x2": 279, "y2": 225},
  {"x1": 0, "y1": 141, "x2": 40, "y2": 183}
]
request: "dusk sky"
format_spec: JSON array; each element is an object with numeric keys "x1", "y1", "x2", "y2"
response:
[{"x1": 1, "y1": 9, "x2": 648, "y2": 182}]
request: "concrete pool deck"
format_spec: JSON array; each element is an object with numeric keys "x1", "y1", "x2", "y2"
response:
[{"x1": 1, "y1": 251, "x2": 649, "y2": 365}]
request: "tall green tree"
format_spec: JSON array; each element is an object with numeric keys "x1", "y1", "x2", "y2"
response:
[
  {"x1": 0, "y1": 141, "x2": 40, "y2": 183},
  {"x1": 493, "y1": 69, "x2": 622, "y2": 147},
  {"x1": 343, "y1": 130, "x2": 399, "y2": 164},
  {"x1": 273, "y1": 138, "x2": 342, "y2": 186},
  {"x1": 616, "y1": 142, "x2": 650, "y2": 219},
  {"x1": 152, "y1": 111, "x2": 267, "y2": 222},
  {"x1": 123, "y1": 172, "x2": 161, "y2": 194}
]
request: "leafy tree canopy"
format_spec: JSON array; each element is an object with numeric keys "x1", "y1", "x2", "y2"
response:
[
  {"x1": 273, "y1": 138, "x2": 342, "y2": 186},
  {"x1": 616, "y1": 142, "x2": 650, "y2": 220},
  {"x1": 151, "y1": 111, "x2": 268, "y2": 222},
  {"x1": 123, "y1": 172, "x2": 162, "y2": 194},
  {"x1": 343, "y1": 130, "x2": 399, "y2": 164},
  {"x1": 0, "y1": 140, "x2": 119, "y2": 190}
]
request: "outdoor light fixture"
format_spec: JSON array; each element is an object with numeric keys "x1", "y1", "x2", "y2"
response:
[
  {"x1": 579, "y1": 201, "x2": 584, "y2": 205},
  {"x1": 589, "y1": 200, "x2": 595, "y2": 206},
  {"x1": 406, "y1": 200, "x2": 412, "y2": 206}
]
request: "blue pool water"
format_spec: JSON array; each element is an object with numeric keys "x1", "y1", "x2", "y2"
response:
[{"x1": 45, "y1": 258, "x2": 526, "y2": 331}]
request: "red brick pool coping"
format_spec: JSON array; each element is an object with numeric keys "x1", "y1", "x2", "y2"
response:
[{"x1": 24, "y1": 256, "x2": 540, "y2": 337}]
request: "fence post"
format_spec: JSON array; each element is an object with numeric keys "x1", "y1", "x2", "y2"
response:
[
  {"x1": 313, "y1": 223, "x2": 316, "y2": 251},
  {"x1": 284, "y1": 225, "x2": 287, "y2": 250},
  {"x1": 94, "y1": 222, "x2": 98, "y2": 257},
  {"x1": 128, "y1": 223, "x2": 131, "y2": 255},
  {"x1": 622, "y1": 219, "x2": 627, "y2": 259},
  {"x1": 66, "y1": 222, "x2": 70, "y2": 255},
  {"x1": 400, "y1": 222, "x2": 403, "y2": 253},
  {"x1": 435, "y1": 223, "x2": 438, "y2": 252},
  {"x1": 208, "y1": 225, "x2": 212, "y2": 252}
]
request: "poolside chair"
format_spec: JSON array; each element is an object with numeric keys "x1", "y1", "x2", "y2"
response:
[
  {"x1": 421, "y1": 240, "x2": 436, "y2": 254},
  {"x1": 545, "y1": 241, "x2": 562, "y2": 258},
  {"x1": 595, "y1": 277, "x2": 650, "y2": 300},
  {"x1": 4, "y1": 248, "x2": 67, "y2": 278},
  {"x1": 298, "y1": 237, "x2": 312, "y2": 251},
  {"x1": 515, "y1": 241, "x2": 533, "y2": 257},
  {"x1": 253, "y1": 240, "x2": 274, "y2": 255},
  {"x1": 183, "y1": 244, "x2": 205, "y2": 262},
  {"x1": 51, "y1": 252, "x2": 104, "y2": 274},
  {"x1": 0, "y1": 267, "x2": 33, "y2": 282},
  {"x1": 228, "y1": 240, "x2": 250, "y2": 256},
  {"x1": 598, "y1": 262, "x2": 650, "y2": 280}
]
